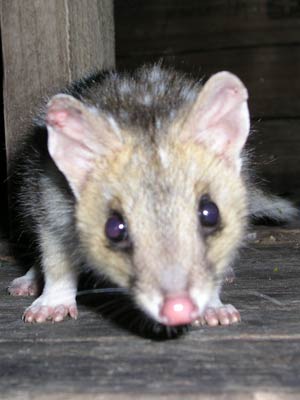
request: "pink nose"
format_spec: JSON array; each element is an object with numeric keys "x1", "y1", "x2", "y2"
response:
[{"x1": 160, "y1": 295, "x2": 198, "y2": 326}]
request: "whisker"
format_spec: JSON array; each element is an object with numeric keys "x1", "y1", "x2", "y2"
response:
[{"x1": 76, "y1": 287, "x2": 128, "y2": 296}]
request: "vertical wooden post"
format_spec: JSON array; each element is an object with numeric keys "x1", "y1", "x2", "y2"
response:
[{"x1": 1, "y1": 0, "x2": 115, "y2": 166}]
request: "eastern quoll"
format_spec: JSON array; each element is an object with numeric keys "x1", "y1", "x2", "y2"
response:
[{"x1": 8, "y1": 65, "x2": 297, "y2": 331}]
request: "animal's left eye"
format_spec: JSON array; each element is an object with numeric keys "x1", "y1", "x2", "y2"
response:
[
  {"x1": 105, "y1": 213, "x2": 128, "y2": 243},
  {"x1": 198, "y1": 195, "x2": 220, "y2": 231}
]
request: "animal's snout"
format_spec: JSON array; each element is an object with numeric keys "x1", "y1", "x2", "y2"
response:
[{"x1": 160, "y1": 295, "x2": 198, "y2": 326}]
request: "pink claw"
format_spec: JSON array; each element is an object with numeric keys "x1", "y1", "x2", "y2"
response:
[
  {"x1": 8, "y1": 276, "x2": 40, "y2": 297},
  {"x1": 23, "y1": 304, "x2": 78, "y2": 323},
  {"x1": 194, "y1": 304, "x2": 241, "y2": 327}
]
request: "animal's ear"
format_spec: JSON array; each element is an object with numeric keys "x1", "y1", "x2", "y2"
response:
[
  {"x1": 181, "y1": 71, "x2": 250, "y2": 171},
  {"x1": 46, "y1": 94, "x2": 122, "y2": 198}
]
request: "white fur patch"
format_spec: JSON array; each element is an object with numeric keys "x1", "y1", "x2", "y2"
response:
[
  {"x1": 149, "y1": 66, "x2": 163, "y2": 82},
  {"x1": 29, "y1": 272, "x2": 77, "y2": 309},
  {"x1": 107, "y1": 115, "x2": 122, "y2": 142},
  {"x1": 137, "y1": 291, "x2": 163, "y2": 322},
  {"x1": 158, "y1": 148, "x2": 170, "y2": 168},
  {"x1": 189, "y1": 286, "x2": 214, "y2": 314},
  {"x1": 155, "y1": 118, "x2": 162, "y2": 130}
]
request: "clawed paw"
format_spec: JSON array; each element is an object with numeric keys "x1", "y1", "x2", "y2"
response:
[
  {"x1": 23, "y1": 303, "x2": 78, "y2": 323},
  {"x1": 193, "y1": 304, "x2": 241, "y2": 327},
  {"x1": 8, "y1": 276, "x2": 40, "y2": 297}
]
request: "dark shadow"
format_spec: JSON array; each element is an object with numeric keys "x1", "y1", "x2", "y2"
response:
[{"x1": 77, "y1": 269, "x2": 189, "y2": 341}]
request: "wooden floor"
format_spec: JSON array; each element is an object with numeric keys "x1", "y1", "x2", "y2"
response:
[{"x1": 0, "y1": 226, "x2": 300, "y2": 400}]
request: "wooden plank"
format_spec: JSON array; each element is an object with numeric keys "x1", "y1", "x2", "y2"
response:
[
  {"x1": 1, "y1": 237, "x2": 300, "y2": 399},
  {"x1": 249, "y1": 226, "x2": 300, "y2": 247},
  {"x1": 68, "y1": 0, "x2": 115, "y2": 80},
  {"x1": 115, "y1": 0, "x2": 300, "y2": 55},
  {"x1": 1, "y1": 0, "x2": 115, "y2": 166}
]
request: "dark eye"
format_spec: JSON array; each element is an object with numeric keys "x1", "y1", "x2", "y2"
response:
[
  {"x1": 198, "y1": 195, "x2": 220, "y2": 231},
  {"x1": 105, "y1": 213, "x2": 128, "y2": 243}
]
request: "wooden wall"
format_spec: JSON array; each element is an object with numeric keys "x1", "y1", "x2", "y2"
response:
[
  {"x1": 114, "y1": 0, "x2": 300, "y2": 199},
  {"x1": 1, "y1": 0, "x2": 115, "y2": 166},
  {"x1": 0, "y1": 0, "x2": 115, "y2": 233}
]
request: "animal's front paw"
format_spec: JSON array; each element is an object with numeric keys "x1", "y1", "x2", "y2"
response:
[
  {"x1": 23, "y1": 295, "x2": 78, "y2": 323},
  {"x1": 8, "y1": 273, "x2": 40, "y2": 297},
  {"x1": 193, "y1": 304, "x2": 240, "y2": 327}
]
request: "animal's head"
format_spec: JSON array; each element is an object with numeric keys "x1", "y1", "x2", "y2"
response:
[{"x1": 46, "y1": 70, "x2": 249, "y2": 326}]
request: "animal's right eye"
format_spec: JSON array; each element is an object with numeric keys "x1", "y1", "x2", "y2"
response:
[
  {"x1": 105, "y1": 213, "x2": 128, "y2": 243},
  {"x1": 198, "y1": 194, "x2": 220, "y2": 235}
]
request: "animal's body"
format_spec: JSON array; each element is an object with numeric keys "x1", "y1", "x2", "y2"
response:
[{"x1": 9, "y1": 65, "x2": 296, "y2": 329}]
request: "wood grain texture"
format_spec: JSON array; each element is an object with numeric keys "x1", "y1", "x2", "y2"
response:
[
  {"x1": 68, "y1": 0, "x2": 115, "y2": 80},
  {"x1": 1, "y1": 0, "x2": 115, "y2": 165},
  {"x1": 1, "y1": 227, "x2": 300, "y2": 399},
  {"x1": 115, "y1": 0, "x2": 300, "y2": 57}
]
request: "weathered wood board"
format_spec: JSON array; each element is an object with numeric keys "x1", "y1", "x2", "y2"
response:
[
  {"x1": 115, "y1": 1, "x2": 300, "y2": 59},
  {"x1": 1, "y1": 0, "x2": 115, "y2": 165},
  {"x1": 0, "y1": 227, "x2": 300, "y2": 399}
]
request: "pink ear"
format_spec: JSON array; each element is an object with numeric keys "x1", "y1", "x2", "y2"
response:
[
  {"x1": 182, "y1": 71, "x2": 250, "y2": 170},
  {"x1": 46, "y1": 94, "x2": 121, "y2": 198}
]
